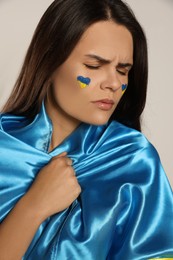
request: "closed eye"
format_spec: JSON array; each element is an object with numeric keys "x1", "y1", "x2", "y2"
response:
[
  {"x1": 117, "y1": 69, "x2": 128, "y2": 76},
  {"x1": 84, "y1": 64, "x2": 100, "y2": 70}
]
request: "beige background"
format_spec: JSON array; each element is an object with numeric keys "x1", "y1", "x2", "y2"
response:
[{"x1": 0, "y1": 0, "x2": 172, "y2": 187}]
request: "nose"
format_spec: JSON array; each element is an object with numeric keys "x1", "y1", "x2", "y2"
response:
[{"x1": 100, "y1": 71, "x2": 121, "y2": 92}]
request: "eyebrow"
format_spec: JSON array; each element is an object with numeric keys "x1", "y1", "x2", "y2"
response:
[{"x1": 84, "y1": 54, "x2": 133, "y2": 68}]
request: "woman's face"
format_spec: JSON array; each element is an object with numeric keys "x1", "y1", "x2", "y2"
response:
[{"x1": 49, "y1": 20, "x2": 133, "y2": 126}]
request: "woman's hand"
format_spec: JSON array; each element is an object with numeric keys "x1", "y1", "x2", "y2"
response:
[
  {"x1": 24, "y1": 152, "x2": 81, "y2": 221},
  {"x1": 0, "y1": 152, "x2": 81, "y2": 260}
]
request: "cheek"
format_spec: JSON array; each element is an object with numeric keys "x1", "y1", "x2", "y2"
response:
[
  {"x1": 114, "y1": 85, "x2": 126, "y2": 106},
  {"x1": 53, "y1": 68, "x2": 94, "y2": 106},
  {"x1": 52, "y1": 77, "x2": 87, "y2": 109}
]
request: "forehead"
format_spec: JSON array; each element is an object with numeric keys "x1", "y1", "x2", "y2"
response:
[{"x1": 71, "y1": 20, "x2": 133, "y2": 63}]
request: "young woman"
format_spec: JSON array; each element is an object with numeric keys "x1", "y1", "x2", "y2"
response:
[{"x1": 0, "y1": 0, "x2": 173, "y2": 259}]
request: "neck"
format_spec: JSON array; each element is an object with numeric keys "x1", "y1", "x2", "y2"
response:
[{"x1": 45, "y1": 93, "x2": 80, "y2": 151}]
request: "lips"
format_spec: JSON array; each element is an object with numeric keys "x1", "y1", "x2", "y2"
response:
[
  {"x1": 92, "y1": 99, "x2": 115, "y2": 110},
  {"x1": 96, "y1": 99, "x2": 114, "y2": 104}
]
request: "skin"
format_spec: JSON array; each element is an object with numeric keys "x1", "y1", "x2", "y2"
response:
[
  {"x1": 46, "y1": 20, "x2": 133, "y2": 150},
  {"x1": 0, "y1": 20, "x2": 133, "y2": 259}
]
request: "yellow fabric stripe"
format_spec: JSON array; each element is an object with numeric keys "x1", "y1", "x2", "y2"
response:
[{"x1": 149, "y1": 258, "x2": 173, "y2": 260}]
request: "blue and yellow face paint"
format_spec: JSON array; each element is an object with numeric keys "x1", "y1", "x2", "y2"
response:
[
  {"x1": 122, "y1": 84, "x2": 128, "y2": 94},
  {"x1": 77, "y1": 76, "x2": 91, "y2": 89}
]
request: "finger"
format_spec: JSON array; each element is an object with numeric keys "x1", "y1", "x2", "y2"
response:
[
  {"x1": 57, "y1": 152, "x2": 67, "y2": 157},
  {"x1": 52, "y1": 152, "x2": 67, "y2": 160},
  {"x1": 66, "y1": 158, "x2": 72, "y2": 166}
]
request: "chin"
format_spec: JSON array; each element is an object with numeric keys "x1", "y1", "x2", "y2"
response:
[{"x1": 85, "y1": 115, "x2": 111, "y2": 126}]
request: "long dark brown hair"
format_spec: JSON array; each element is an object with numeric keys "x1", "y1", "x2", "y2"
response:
[{"x1": 2, "y1": 0, "x2": 148, "y2": 131}]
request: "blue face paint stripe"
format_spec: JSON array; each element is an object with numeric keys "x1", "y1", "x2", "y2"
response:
[
  {"x1": 122, "y1": 84, "x2": 127, "y2": 92},
  {"x1": 77, "y1": 76, "x2": 91, "y2": 85}
]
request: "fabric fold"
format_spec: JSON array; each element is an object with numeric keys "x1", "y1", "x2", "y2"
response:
[{"x1": 0, "y1": 103, "x2": 173, "y2": 259}]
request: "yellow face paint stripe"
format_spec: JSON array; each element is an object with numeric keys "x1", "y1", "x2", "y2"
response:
[{"x1": 77, "y1": 81, "x2": 87, "y2": 89}]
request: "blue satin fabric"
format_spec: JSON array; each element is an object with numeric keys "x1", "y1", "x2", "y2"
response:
[{"x1": 0, "y1": 103, "x2": 173, "y2": 260}]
